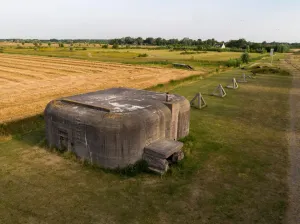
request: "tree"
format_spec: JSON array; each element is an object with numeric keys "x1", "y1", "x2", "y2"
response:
[
  {"x1": 135, "y1": 37, "x2": 144, "y2": 45},
  {"x1": 180, "y1": 37, "x2": 193, "y2": 46},
  {"x1": 227, "y1": 38, "x2": 248, "y2": 49},
  {"x1": 144, "y1": 37, "x2": 155, "y2": 45},
  {"x1": 48, "y1": 42, "x2": 51, "y2": 47},
  {"x1": 155, "y1": 37, "x2": 163, "y2": 46},
  {"x1": 124, "y1": 36, "x2": 134, "y2": 45},
  {"x1": 241, "y1": 52, "x2": 250, "y2": 64},
  {"x1": 246, "y1": 45, "x2": 250, "y2": 53}
]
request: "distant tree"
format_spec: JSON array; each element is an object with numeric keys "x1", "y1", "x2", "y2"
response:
[
  {"x1": 241, "y1": 52, "x2": 250, "y2": 64},
  {"x1": 227, "y1": 39, "x2": 248, "y2": 49},
  {"x1": 168, "y1": 39, "x2": 179, "y2": 45},
  {"x1": 144, "y1": 37, "x2": 155, "y2": 45},
  {"x1": 102, "y1": 44, "x2": 108, "y2": 49},
  {"x1": 124, "y1": 36, "x2": 134, "y2": 45},
  {"x1": 136, "y1": 37, "x2": 144, "y2": 45},
  {"x1": 155, "y1": 37, "x2": 163, "y2": 46},
  {"x1": 180, "y1": 37, "x2": 193, "y2": 46},
  {"x1": 33, "y1": 41, "x2": 38, "y2": 47},
  {"x1": 196, "y1": 39, "x2": 203, "y2": 45},
  {"x1": 246, "y1": 45, "x2": 250, "y2": 53},
  {"x1": 21, "y1": 41, "x2": 25, "y2": 46},
  {"x1": 58, "y1": 42, "x2": 64, "y2": 47},
  {"x1": 48, "y1": 42, "x2": 51, "y2": 47}
]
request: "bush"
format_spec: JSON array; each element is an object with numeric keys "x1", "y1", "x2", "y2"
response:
[
  {"x1": 277, "y1": 44, "x2": 290, "y2": 53},
  {"x1": 102, "y1": 44, "x2": 108, "y2": 49},
  {"x1": 226, "y1": 58, "x2": 241, "y2": 67},
  {"x1": 0, "y1": 48, "x2": 3, "y2": 53},
  {"x1": 241, "y1": 52, "x2": 250, "y2": 64},
  {"x1": 112, "y1": 44, "x2": 119, "y2": 49},
  {"x1": 137, "y1": 53, "x2": 148, "y2": 57},
  {"x1": 82, "y1": 47, "x2": 87, "y2": 50}
]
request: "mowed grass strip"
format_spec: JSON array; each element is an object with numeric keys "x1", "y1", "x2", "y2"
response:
[{"x1": 0, "y1": 67, "x2": 291, "y2": 224}]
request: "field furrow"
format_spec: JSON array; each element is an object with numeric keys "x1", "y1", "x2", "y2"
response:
[{"x1": 0, "y1": 53, "x2": 199, "y2": 122}]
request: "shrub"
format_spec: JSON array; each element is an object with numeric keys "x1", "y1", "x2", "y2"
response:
[
  {"x1": 82, "y1": 47, "x2": 87, "y2": 50},
  {"x1": 137, "y1": 53, "x2": 148, "y2": 57},
  {"x1": 277, "y1": 44, "x2": 290, "y2": 53},
  {"x1": 0, "y1": 48, "x2": 3, "y2": 53},
  {"x1": 241, "y1": 52, "x2": 250, "y2": 64},
  {"x1": 112, "y1": 44, "x2": 119, "y2": 49},
  {"x1": 102, "y1": 44, "x2": 108, "y2": 49},
  {"x1": 226, "y1": 58, "x2": 241, "y2": 67}
]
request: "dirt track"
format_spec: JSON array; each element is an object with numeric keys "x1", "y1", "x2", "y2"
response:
[
  {"x1": 0, "y1": 53, "x2": 199, "y2": 122},
  {"x1": 283, "y1": 55, "x2": 300, "y2": 224}
]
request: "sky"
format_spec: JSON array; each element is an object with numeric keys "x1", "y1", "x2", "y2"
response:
[{"x1": 0, "y1": 0, "x2": 299, "y2": 42}]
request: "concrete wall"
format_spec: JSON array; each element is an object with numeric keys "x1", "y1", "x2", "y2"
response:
[{"x1": 45, "y1": 88, "x2": 190, "y2": 169}]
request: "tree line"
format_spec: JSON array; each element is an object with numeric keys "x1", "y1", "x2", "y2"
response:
[{"x1": 1, "y1": 37, "x2": 298, "y2": 53}]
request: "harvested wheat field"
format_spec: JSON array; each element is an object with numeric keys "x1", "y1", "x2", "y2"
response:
[{"x1": 0, "y1": 53, "x2": 200, "y2": 122}]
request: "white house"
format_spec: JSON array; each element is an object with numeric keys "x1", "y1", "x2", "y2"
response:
[{"x1": 221, "y1": 43, "x2": 226, "y2": 49}]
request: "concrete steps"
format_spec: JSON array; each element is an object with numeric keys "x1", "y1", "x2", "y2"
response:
[{"x1": 143, "y1": 139, "x2": 184, "y2": 174}]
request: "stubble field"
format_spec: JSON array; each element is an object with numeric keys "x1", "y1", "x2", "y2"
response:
[{"x1": 0, "y1": 53, "x2": 199, "y2": 122}]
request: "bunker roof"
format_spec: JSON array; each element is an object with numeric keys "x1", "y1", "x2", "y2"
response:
[{"x1": 58, "y1": 87, "x2": 184, "y2": 113}]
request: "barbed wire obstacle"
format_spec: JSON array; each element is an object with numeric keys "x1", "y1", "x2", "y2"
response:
[
  {"x1": 211, "y1": 84, "x2": 226, "y2": 97},
  {"x1": 190, "y1": 92, "x2": 207, "y2": 109},
  {"x1": 226, "y1": 78, "x2": 239, "y2": 89},
  {"x1": 237, "y1": 73, "x2": 247, "y2": 83}
]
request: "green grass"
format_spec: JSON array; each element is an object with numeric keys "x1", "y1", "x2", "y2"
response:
[
  {"x1": 0, "y1": 60, "x2": 291, "y2": 223},
  {"x1": 1, "y1": 46, "x2": 268, "y2": 70}
]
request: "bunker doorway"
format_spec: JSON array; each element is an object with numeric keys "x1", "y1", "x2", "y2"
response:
[{"x1": 58, "y1": 129, "x2": 69, "y2": 152}]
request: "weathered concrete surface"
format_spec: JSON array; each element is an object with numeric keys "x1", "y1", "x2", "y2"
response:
[
  {"x1": 44, "y1": 88, "x2": 190, "y2": 170},
  {"x1": 143, "y1": 139, "x2": 184, "y2": 173},
  {"x1": 282, "y1": 57, "x2": 300, "y2": 224},
  {"x1": 144, "y1": 139, "x2": 183, "y2": 159}
]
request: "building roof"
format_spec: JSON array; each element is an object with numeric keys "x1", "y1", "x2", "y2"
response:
[{"x1": 58, "y1": 87, "x2": 183, "y2": 113}]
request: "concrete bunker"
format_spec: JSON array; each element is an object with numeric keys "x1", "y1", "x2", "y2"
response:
[{"x1": 44, "y1": 87, "x2": 190, "y2": 173}]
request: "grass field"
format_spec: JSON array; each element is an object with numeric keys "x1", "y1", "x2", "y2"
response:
[
  {"x1": 0, "y1": 53, "x2": 200, "y2": 123},
  {"x1": 0, "y1": 43, "x2": 267, "y2": 69},
  {"x1": 0, "y1": 55, "x2": 291, "y2": 223}
]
